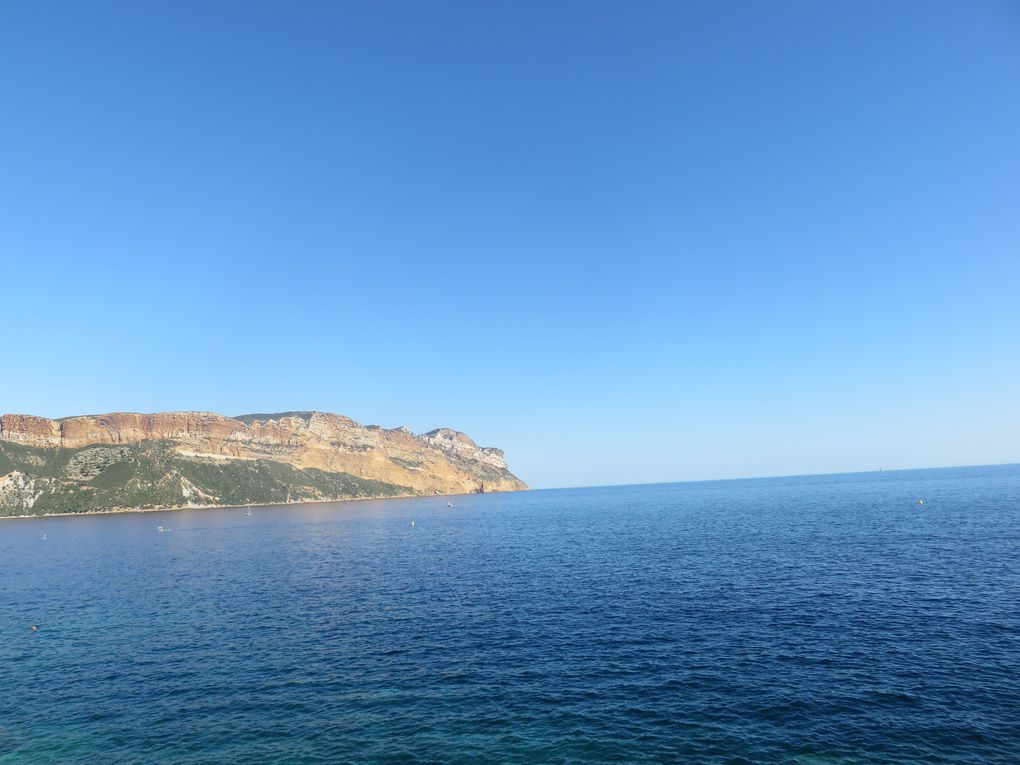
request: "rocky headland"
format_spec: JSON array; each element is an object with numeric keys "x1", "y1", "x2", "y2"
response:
[{"x1": 0, "y1": 411, "x2": 527, "y2": 516}]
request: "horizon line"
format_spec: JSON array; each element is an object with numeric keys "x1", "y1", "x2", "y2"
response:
[{"x1": 535, "y1": 460, "x2": 1020, "y2": 492}]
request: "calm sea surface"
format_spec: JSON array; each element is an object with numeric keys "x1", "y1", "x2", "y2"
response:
[{"x1": 2, "y1": 465, "x2": 1018, "y2": 764}]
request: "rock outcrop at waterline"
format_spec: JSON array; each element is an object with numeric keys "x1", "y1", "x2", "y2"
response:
[{"x1": 0, "y1": 411, "x2": 528, "y2": 516}]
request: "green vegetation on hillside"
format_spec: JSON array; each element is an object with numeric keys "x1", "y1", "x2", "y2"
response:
[
  {"x1": 232, "y1": 411, "x2": 314, "y2": 425},
  {"x1": 0, "y1": 440, "x2": 412, "y2": 517}
]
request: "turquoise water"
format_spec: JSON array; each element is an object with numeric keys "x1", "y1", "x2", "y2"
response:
[{"x1": 2, "y1": 465, "x2": 1018, "y2": 763}]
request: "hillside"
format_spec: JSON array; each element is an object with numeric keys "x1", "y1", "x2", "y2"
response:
[{"x1": 0, "y1": 411, "x2": 527, "y2": 516}]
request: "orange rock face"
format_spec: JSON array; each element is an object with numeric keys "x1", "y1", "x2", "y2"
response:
[
  {"x1": 0, "y1": 411, "x2": 528, "y2": 496},
  {"x1": 0, "y1": 415, "x2": 61, "y2": 446}
]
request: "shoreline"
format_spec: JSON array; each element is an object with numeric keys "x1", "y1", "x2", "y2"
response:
[{"x1": 0, "y1": 488, "x2": 526, "y2": 521}]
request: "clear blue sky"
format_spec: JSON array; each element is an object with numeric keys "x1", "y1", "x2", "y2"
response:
[{"x1": 2, "y1": 1, "x2": 1018, "y2": 488}]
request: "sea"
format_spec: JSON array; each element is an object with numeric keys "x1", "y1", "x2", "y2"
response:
[{"x1": 1, "y1": 464, "x2": 1018, "y2": 764}]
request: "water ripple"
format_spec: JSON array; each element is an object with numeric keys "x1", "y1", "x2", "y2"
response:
[{"x1": 1, "y1": 465, "x2": 1019, "y2": 763}]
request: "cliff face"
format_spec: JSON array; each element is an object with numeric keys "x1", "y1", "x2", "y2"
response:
[{"x1": 0, "y1": 411, "x2": 527, "y2": 516}]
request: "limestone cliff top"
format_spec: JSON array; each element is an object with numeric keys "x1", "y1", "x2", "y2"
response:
[{"x1": 0, "y1": 410, "x2": 527, "y2": 502}]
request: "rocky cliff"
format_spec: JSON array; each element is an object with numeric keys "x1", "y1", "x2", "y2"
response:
[{"x1": 0, "y1": 411, "x2": 527, "y2": 516}]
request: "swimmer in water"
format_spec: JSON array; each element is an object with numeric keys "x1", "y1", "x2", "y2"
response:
[{"x1": 30, "y1": 625, "x2": 38, "y2": 631}]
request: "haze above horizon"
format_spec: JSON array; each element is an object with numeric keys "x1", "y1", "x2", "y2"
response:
[{"x1": 3, "y1": 1, "x2": 1018, "y2": 488}]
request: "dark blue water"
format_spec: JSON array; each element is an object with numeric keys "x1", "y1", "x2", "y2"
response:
[{"x1": 2, "y1": 465, "x2": 1019, "y2": 764}]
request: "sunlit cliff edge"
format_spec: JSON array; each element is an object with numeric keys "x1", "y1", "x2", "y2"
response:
[{"x1": 0, "y1": 411, "x2": 528, "y2": 516}]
